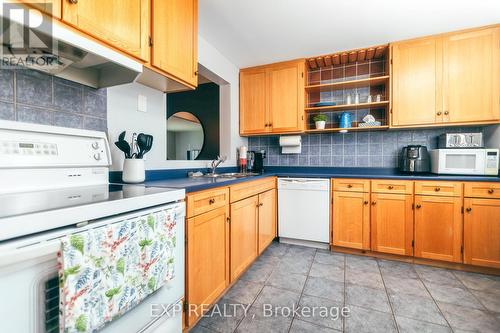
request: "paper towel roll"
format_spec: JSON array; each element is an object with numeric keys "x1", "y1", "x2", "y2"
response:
[{"x1": 279, "y1": 136, "x2": 301, "y2": 147}]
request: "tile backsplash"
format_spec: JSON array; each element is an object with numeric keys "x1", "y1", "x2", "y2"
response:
[
  {"x1": 0, "y1": 69, "x2": 107, "y2": 131},
  {"x1": 249, "y1": 127, "x2": 486, "y2": 168}
]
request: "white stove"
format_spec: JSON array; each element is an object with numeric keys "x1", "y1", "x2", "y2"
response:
[{"x1": 0, "y1": 120, "x2": 185, "y2": 333}]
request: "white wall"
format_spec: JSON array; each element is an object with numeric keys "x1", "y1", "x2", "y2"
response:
[
  {"x1": 107, "y1": 36, "x2": 246, "y2": 171},
  {"x1": 484, "y1": 124, "x2": 500, "y2": 150}
]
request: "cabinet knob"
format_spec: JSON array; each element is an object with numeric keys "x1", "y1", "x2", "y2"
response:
[
  {"x1": 371, "y1": 201, "x2": 376, "y2": 205},
  {"x1": 269, "y1": 123, "x2": 273, "y2": 127},
  {"x1": 444, "y1": 110, "x2": 449, "y2": 115},
  {"x1": 434, "y1": 187, "x2": 441, "y2": 192},
  {"x1": 265, "y1": 123, "x2": 269, "y2": 127},
  {"x1": 437, "y1": 111, "x2": 442, "y2": 116},
  {"x1": 194, "y1": 71, "x2": 198, "y2": 76},
  {"x1": 364, "y1": 201, "x2": 369, "y2": 205},
  {"x1": 347, "y1": 184, "x2": 353, "y2": 188},
  {"x1": 68, "y1": 0, "x2": 78, "y2": 4},
  {"x1": 226, "y1": 217, "x2": 231, "y2": 223},
  {"x1": 416, "y1": 204, "x2": 422, "y2": 209},
  {"x1": 388, "y1": 185, "x2": 394, "y2": 190},
  {"x1": 488, "y1": 189, "x2": 495, "y2": 194},
  {"x1": 209, "y1": 198, "x2": 215, "y2": 205},
  {"x1": 466, "y1": 207, "x2": 472, "y2": 213}
]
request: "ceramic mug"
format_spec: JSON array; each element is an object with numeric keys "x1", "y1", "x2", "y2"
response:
[{"x1": 122, "y1": 158, "x2": 145, "y2": 183}]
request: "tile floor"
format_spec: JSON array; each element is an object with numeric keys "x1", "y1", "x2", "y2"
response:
[{"x1": 191, "y1": 242, "x2": 500, "y2": 333}]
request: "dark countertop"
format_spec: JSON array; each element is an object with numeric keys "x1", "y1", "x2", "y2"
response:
[{"x1": 139, "y1": 167, "x2": 500, "y2": 193}]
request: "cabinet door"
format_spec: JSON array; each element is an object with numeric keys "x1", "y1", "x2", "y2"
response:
[
  {"x1": 414, "y1": 195, "x2": 462, "y2": 263},
  {"x1": 268, "y1": 61, "x2": 305, "y2": 133},
  {"x1": 152, "y1": 0, "x2": 198, "y2": 87},
  {"x1": 464, "y1": 198, "x2": 500, "y2": 268},
  {"x1": 332, "y1": 191, "x2": 370, "y2": 250},
  {"x1": 19, "y1": 0, "x2": 62, "y2": 18},
  {"x1": 391, "y1": 38, "x2": 443, "y2": 126},
  {"x1": 230, "y1": 196, "x2": 258, "y2": 281},
  {"x1": 186, "y1": 206, "x2": 229, "y2": 327},
  {"x1": 371, "y1": 193, "x2": 414, "y2": 255},
  {"x1": 258, "y1": 189, "x2": 277, "y2": 254},
  {"x1": 240, "y1": 69, "x2": 269, "y2": 135},
  {"x1": 62, "y1": 0, "x2": 149, "y2": 61},
  {"x1": 443, "y1": 27, "x2": 500, "y2": 123}
]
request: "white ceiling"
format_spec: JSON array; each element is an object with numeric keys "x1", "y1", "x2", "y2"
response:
[{"x1": 199, "y1": 0, "x2": 500, "y2": 68}]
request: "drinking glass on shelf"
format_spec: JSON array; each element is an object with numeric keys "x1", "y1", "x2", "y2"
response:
[
  {"x1": 376, "y1": 94, "x2": 382, "y2": 102},
  {"x1": 367, "y1": 95, "x2": 372, "y2": 103},
  {"x1": 346, "y1": 95, "x2": 352, "y2": 105},
  {"x1": 354, "y1": 93, "x2": 360, "y2": 104}
]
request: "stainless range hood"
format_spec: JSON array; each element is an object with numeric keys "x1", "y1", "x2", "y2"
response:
[{"x1": 1, "y1": 4, "x2": 142, "y2": 88}]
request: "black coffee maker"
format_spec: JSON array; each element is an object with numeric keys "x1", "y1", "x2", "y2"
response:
[
  {"x1": 247, "y1": 150, "x2": 266, "y2": 173},
  {"x1": 399, "y1": 145, "x2": 430, "y2": 173}
]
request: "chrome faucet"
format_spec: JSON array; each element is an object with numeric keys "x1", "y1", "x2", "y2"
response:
[{"x1": 210, "y1": 155, "x2": 227, "y2": 175}]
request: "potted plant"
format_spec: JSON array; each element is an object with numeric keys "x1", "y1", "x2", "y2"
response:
[{"x1": 313, "y1": 114, "x2": 328, "y2": 130}]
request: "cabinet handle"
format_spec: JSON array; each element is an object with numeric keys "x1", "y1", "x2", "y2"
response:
[
  {"x1": 434, "y1": 187, "x2": 441, "y2": 192},
  {"x1": 388, "y1": 185, "x2": 394, "y2": 190},
  {"x1": 416, "y1": 204, "x2": 422, "y2": 209},
  {"x1": 269, "y1": 123, "x2": 273, "y2": 127},
  {"x1": 208, "y1": 198, "x2": 215, "y2": 205},
  {"x1": 444, "y1": 110, "x2": 449, "y2": 115},
  {"x1": 264, "y1": 123, "x2": 269, "y2": 127},
  {"x1": 371, "y1": 201, "x2": 376, "y2": 205},
  {"x1": 364, "y1": 201, "x2": 369, "y2": 205},
  {"x1": 466, "y1": 207, "x2": 472, "y2": 213},
  {"x1": 488, "y1": 189, "x2": 495, "y2": 194},
  {"x1": 347, "y1": 184, "x2": 353, "y2": 188},
  {"x1": 194, "y1": 71, "x2": 198, "y2": 76},
  {"x1": 260, "y1": 203, "x2": 264, "y2": 207},
  {"x1": 68, "y1": 0, "x2": 78, "y2": 4},
  {"x1": 226, "y1": 217, "x2": 231, "y2": 223},
  {"x1": 436, "y1": 111, "x2": 442, "y2": 116}
]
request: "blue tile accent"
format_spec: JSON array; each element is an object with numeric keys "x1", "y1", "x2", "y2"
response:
[
  {"x1": 0, "y1": 69, "x2": 107, "y2": 130},
  {"x1": 0, "y1": 101, "x2": 15, "y2": 120},
  {"x1": 252, "y1": 126, "x2": 487, "y2": 168}
]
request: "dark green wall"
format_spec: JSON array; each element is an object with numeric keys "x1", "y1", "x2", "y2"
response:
[{"x1": 166, "y1": 83, "x2": 220, "y2": 160}]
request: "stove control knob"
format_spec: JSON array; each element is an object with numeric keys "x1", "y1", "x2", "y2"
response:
[
  {"x1": 93, "y1": 153, "x2": 102, "y2": 161},
  {"x1": 91, "y1": 141, "x2": 100, "y2": 150}
]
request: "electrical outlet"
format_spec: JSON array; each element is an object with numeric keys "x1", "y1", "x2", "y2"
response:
[{"x1": 137, "y1": 94, "x2": 147, "y2": 112}]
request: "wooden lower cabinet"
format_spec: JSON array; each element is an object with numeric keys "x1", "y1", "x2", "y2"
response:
[
  {"x1": 230, "y1": 195, "x2": 259, "y2": 281},
  {"x1": 464, "y1": 198, "x2": 500, "y2": 268},
  {"x1": 258, "y1": 189, "x2": 277, "y2": 254},
  {"x1": 371, "y1": 193, "x2": 414, "y2": 255},
  {"x1": 186, "y1": 206, "x2": 230, "y2": 326},
  {"x1": 414, "y1": 195, "x2": 462, "y2": 263},
  {"x1": 332, "y1": 191, "x2": 370, "y2": 250}
]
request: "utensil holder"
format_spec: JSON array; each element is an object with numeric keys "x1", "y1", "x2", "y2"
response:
[{"x1": 122, "y1": 158, "x2": 145, "y2": 183}]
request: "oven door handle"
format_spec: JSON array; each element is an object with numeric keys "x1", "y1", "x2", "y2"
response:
[{"x1": 0, "y1": 241, "x2": 60, "y2": 268}]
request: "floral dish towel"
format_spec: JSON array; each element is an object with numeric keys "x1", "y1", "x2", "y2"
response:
[{"x1": 58, "y1": 208, "x2": 177, "y2": 333}]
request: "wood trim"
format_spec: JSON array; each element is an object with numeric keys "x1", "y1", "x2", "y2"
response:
[{"x1": 329, "y1": 245, "x2": 500, "y2": 276}]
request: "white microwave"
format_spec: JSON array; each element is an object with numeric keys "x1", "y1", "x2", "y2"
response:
[{"x1": 430, "y1": 149, "x2": 499, "y2": 176}]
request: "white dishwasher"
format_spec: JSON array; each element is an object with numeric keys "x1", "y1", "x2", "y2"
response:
[{"x1": 278, "y1": 178, "x2": 330, "y2": 248}]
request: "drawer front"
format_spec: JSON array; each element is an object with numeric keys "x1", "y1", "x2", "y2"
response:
[
  {"x1": 464, "y1": 182, "x2": 500, "y2": 199},
  {"x1": 415, "y1": 181, "x2": 462, "y2": 197},
  {"x1": 187, "y1": 187, "x2": 229, "y2": 218},
  {"x1": 371, "y1": 180, "x2": 414, "y2": 195},
  {"x1": 332, "y1": 179, "x2": 370, "y2": 193},
  {"x1": 230, "y1": 177, "x2": 276, "y2": 203}
]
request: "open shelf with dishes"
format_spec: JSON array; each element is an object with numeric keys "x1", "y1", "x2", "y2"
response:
[{"x1": 304, "y1": 45, "x2": 391, "y2": 132}]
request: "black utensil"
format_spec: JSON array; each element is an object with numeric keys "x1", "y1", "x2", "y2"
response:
[
  {"x1": 114, "y1": 140, "x2": 131, "y2": 158},
  {"x1": 118, "y1": 131, "x2": 126, "y2": 142},
  {"x1": 136, "y1": 133, "x2": 148, "y2": 159},
  {"x1": 142, "y1": 134, "x2": 153, "y2": 157}
]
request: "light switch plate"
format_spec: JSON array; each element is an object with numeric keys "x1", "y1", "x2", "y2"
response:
[{"x1": 137, "y1": 94, "x2": 147, "y2": 112}]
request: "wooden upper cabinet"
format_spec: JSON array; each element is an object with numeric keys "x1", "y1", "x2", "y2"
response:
[
  {"x1": 392, "y1": 37, "x2": 442, "y2": 126},
  {"x1": 268, "y1": 61, "x2": 305, "y2": 133},
  {"x1": 443, "y1": 27, "x2": 500, "y2": 123},
  {"x1": 464, "y1": 198, "x2": 500, "y2": 268},
  {"x1": 332, "y1": 191, "x2": 370, "y2": 250},
  {"x1": 240, "y1": 60, "x2": 305, "y2": 135},
  {"x1": 371, "y1": 193, "x2": 413, "y2": 256},
  {"x1": 391, "y1": 25, "x2": 500, "y2": 127},
  {"x1": 18, "y1": 0, "x2": 62, "y2": 18},
  {"x1": 62, "y1": 0, "x2": 150, "y2": 62},
  {"x1": 230, "y1": 195, "x2": 258, "y2": 282},
  {"x1": 240, "y1": 69, "x2": 268, "y2": 135},
  {"x1": 186, "y1": 206, "x2": 229, "y2": 327},
  {"x1": 152, "y1": 0, "x2": 198, "y2": 88},
  {"x1": 414, "y1": 195, "x2": 462, "y2": 263},
  {"x1": 258, "y1": 189, "x2": 277, "y2": 254}
]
